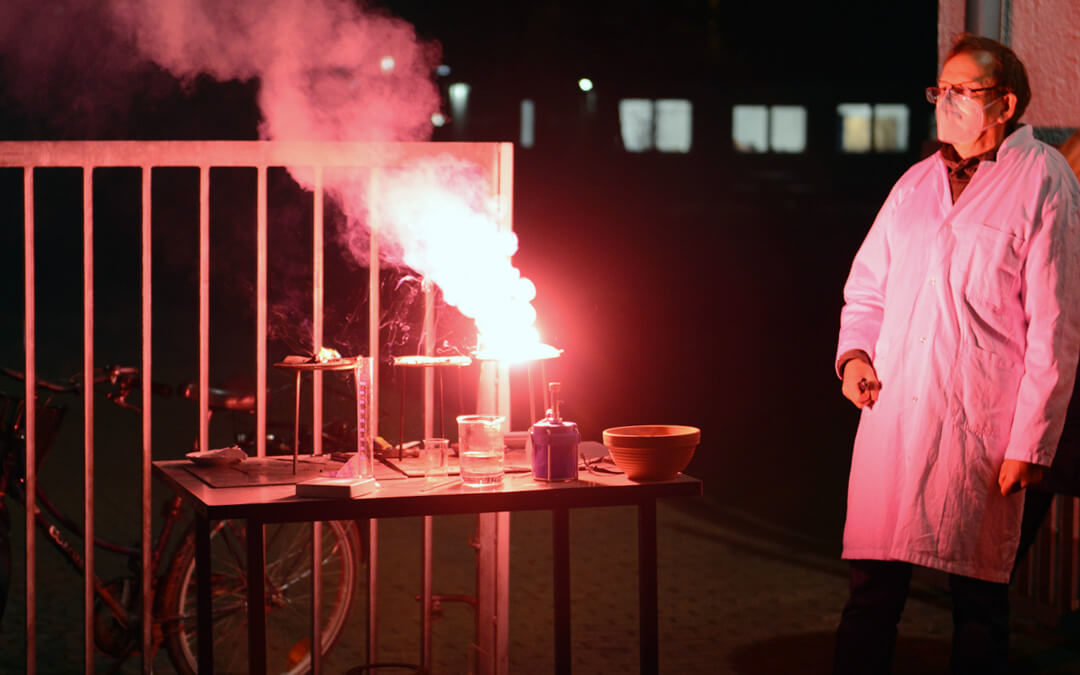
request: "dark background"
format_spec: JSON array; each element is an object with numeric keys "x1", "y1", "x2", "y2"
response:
[{"x1": 0, "y1": 1, "x2": 941, "y2": 555}]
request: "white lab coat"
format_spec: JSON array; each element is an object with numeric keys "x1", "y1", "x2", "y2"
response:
[{"x1": 836, "y1": 126, "x2": 1080, "y2": 582}]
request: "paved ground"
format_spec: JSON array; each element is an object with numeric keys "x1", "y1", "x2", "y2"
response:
[{"x1": 3, "y1": 488, "x2": 1080, "y2": 674}]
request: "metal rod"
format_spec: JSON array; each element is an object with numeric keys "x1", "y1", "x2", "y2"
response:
[
  {"x1": 199, "y1": 166, "x2": 210, "y2": 454},
  {"x1": 82, "y1": 165, "x2": 94, "y2": 674},
  {"x1": 294, "y1": 371, "x2": 302, "y2": 474},
  {"x1": 528, "y1": 362, "x2": 537, "y2": 424},
  {"x1": 313, "y1": 166, "x2": 324, "y2": 456},
  {"x1": 438, "y1": 369, "x2": 445, "y2": 438},
  {"x1": 368, "y1": 170, "x2": 380, "y2": 444},
  {"x1": 23, "y1": 166, "x2": 36, "y2": 675},
  {"x1": 257, "y1": 165, "x2": 268, "y2": 458},
  {"x1": 541, "y1": 361, "x2": 549, "y2": 412},
  {"x1": 140, "y1": 165, "x2": 153, "y2": 674},
  {"x1": 367, "y1": 169, "x2": 381, "y2": 667},
  {"x1": 399, "y1": 368, "x2": 406, "y2": 460},
  {"x1": 423, "y1": 278, "x2": 435, "y2": 441}
]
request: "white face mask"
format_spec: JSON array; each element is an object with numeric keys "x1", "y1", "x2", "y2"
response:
[{"x1": 935, "y1": 90, "x2": 1002, "y2": 145}]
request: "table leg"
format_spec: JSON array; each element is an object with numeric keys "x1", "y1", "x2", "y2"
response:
[
  {"x1": 552, "y1": 506, "x2": 571, "y2": 674},
  {"x1": 421, "y1": 515, "x2": 433, "y2": 671},
  {"x1": 247, "y1": 518, "x2": 267, "y2": 675},
  {"x1": 638, "y1": 501, "x2": 658, "y2": 675},
  {"x1": 195, "y1": 514, "x2": 213, "y2": 674},
  {"x1": 367, "y1": 518, "x2": 379, "y2": 666}
]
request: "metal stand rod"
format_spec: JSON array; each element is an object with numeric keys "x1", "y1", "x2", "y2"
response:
[
  {"x1": 400, "y1": 368, "x2": 406, "y2": 460},
  {"x1": 438, "y1": 369, "x2": 445, "y2": 438},
  {"x1": 528, "y1": 362, "x2": 537, "y2": 425},
  {"x1": 541, "y1": 362, "x2": 549, "y2": 412},
  {"x1": 293, "y1": 371, "x2": 302, "y2": 474}
]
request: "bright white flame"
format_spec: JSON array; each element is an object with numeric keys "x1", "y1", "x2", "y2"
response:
[
  {"x1": 431, "y1": 112, "x2": 446, "y2": 127},
  {"x1": 366, "y1": 156, "x2": 556, "y2": 362},
  {"x1": 578, "y1": 78, "x2": 593, "y2": 92},
  {"x1": 380, "y1": 55, "x2": 395, "y2": 72}
]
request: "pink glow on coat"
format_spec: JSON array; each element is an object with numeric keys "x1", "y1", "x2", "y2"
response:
[{"x1": 836, "y1": 126, "x2": 1080, "y2": 582}]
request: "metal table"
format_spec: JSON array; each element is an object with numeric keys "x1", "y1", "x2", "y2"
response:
[{"x1": 152, "y1": 458, "x2": 703, "y2": 674}]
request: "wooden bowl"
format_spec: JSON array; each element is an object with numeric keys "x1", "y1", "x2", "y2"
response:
[{"x1": 601, "y1": 425, "x2": 700, "y2": 481}]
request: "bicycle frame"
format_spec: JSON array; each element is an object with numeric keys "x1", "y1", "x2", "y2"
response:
[{"x1": 0, "y1": 387, "x2": 191, "y2": 665}]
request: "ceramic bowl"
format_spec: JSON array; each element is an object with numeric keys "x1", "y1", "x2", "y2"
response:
[{"x1": 601, "y1": 425, "x2": 700, "y2": 481}]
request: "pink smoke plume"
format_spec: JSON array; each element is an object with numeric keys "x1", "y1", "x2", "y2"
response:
[
  {"x1": 0, "y1": 0, "x2": 549, "y2": 356},
  {"x1": 108, "y1": 0, "x2": 549, "y2": 356},
  {"x1": 108, "y1": 0, "x2": 441, "y2": 142}
]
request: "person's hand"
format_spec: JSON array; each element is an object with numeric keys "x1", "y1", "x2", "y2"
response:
[
  {"x1": 841, "y1": 357, "x2": 881, "y2": 409},
  {"x1": 998, "y1": 459, "x2": 1045, "y2": 496}
]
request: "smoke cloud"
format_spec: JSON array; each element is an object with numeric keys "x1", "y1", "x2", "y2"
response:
[
  {"x1": 107, "y1": 0, "x2": 441, "y2": 142},
  {"x1": 2, "y1": 0, "x2": 547, "y2": 356}
]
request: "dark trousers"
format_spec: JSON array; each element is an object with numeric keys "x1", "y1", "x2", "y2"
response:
[{"x1": 833, "y1": 559, "x2": 1010, "y2": 675}]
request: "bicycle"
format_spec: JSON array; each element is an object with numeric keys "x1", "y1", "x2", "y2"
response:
[{"x1": 0, "y1": 365, "x2": 364, "y2": 674}]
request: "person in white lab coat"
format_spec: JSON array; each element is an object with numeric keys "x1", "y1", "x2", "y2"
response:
[{"x1": 832, "y1": 34, "x2": 1080, "y2": 675}]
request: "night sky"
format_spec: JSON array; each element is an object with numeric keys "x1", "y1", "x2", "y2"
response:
[{"x1": 0, "y1": 0, "x2": 942, "y2": 553}]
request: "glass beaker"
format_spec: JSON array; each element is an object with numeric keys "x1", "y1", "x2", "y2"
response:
[
  {"x1": 423, "y1": 438, "x2": 450, "y2": 480},
  {"x1": 456, "y1": 415, "x2": 506, "y2": 487}
]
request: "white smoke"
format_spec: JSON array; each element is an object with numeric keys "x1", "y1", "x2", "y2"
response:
[
  {"x1": 2, "y1": 0, "x2": 548, "y2": 356},
  {"x1": 107, "y1": 0, "x2": 441, "y2": 142}
]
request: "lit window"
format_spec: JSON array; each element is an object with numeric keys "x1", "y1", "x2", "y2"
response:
[
  {"x1": 619, "y1": 99, "x2": 655, "y2": 153},
  {"x1": 838, "y1": 103, "x2": 873, "y2": 153},
  {"x1": 873, "y1": 104, "x2": 909, "y2": 152},
  {"x1": 520, "y1": 99, "x2": 535, "y2": 149},
  {"x1": 770, "y1": 105, "x2": 807, "y2": 153},
  {"x1": 733, "y1": 105, "x2": 768, "y2": 153},
  {"x1": 655, "y1": 99, "x2": 692, "y2": 153},
  {"x1": 619, "y1": 99, "x2": 693, "y2": 153},
  {"x1": 733, "y1": 105, "x2": 806, "y2": 153},
  {"x1": 838, "y1": 103, "x2": 909, "y2": 153}
]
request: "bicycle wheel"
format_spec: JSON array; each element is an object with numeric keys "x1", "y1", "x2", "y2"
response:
[{"x1": 160, "y1": 520, "x2": 360, "y2": 675}]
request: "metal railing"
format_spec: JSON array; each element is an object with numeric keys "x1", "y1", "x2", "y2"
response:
[
  {"x1": 2, "y1": 140, "x2": 514, "y2": 674},
  {"x1": 1013, "y1": 495, "x2": 1080, "y2": 622}
]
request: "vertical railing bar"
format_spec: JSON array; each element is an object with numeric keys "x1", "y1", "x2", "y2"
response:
[
  {"x1": 495, "y1": 142, "x2": 513, "y2": 675},
  {"x1": 367, "y1": 169, "x2": 380, "y2": 667},
  {"x1": 311, "y1": 166, "x2": 325, "y2": 674},
  {"x1": 313, "y1": 166, "x2": 324, "y2": 456},
  {"x1": 421, "y1": 278, "x2": 435, "y2": 672},
  {"x1": 82, "y1": 165, "x2": 95, "y2": 675},
  {"x1": 368, "y1": 169, "x2": 379, "y2": 471},
  {"x1": 423, "y1": 280, "x2": 434, "y2": 438},
  {"x1": 23, "y1": 165, "x2": 37, "y2": 675},
  {"x1": 140, "y1": 165, "x2": 153, "y2": 674},
  {"x1": 256, "y1": 165, "x2": 268, "y2": 458},
  {"x1": 199, "y1": 166, "x2": 209, "y2": 453}
]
